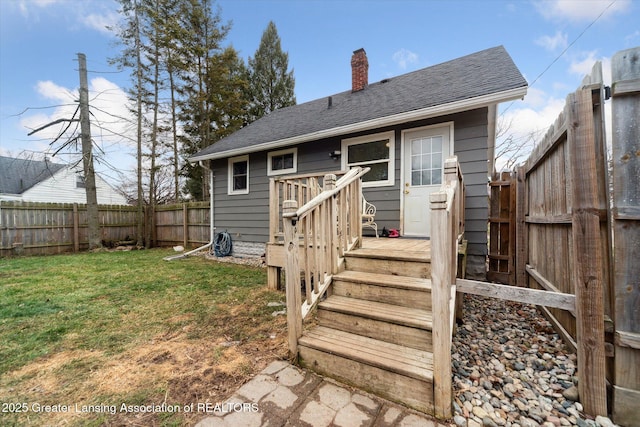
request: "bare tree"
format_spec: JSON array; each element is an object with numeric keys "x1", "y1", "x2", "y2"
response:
[{"x1": 494, "y1": 115, "x2": 537, "y2": 172}]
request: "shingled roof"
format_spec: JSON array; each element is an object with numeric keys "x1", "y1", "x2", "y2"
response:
[
  {"x1": 191, "y1": 45, "x2": 527, "y2": 162},
  {"x1": 0, "y1": 156, "x2": 67, "y2": 195}
]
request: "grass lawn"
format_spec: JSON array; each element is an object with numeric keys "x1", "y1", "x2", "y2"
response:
[{"x1": 0, "y1": 249, "x2": 287, "y2": 426}]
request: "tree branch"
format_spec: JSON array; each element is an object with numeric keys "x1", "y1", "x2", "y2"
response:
[{"x1": 27, "y1": 118, "x2": 79, "y2": 136}]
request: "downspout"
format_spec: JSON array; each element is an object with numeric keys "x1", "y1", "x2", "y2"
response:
[{"x1": 163, "y1": 161, "x2": 215, "y2": 261}]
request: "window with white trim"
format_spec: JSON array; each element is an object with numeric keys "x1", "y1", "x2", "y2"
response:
[
  {"x1": 342, "y1": 131, "x2": 395, "y2": 187},
  {"x1": 228, "y1": 155, "x2": 249, "y2": 195},
  {"x1": 75, "y1": 174, "x2": 86, "y2": 189},
  {"x1": 267, "y1": 148, "x2": 297, "y2": 176}
]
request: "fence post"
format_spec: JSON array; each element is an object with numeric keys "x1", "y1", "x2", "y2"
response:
[
  {"x1": 567, "y1": 88, "x2": 607, "y2": 417},
  {"x1": 73, "y1": 203, "x2": 79, "y2": 253},
  {"x1": 283, "y1": 200, "x2": 302, "y2": 359},
  {"x1": 430, "y1": 190, "x2": 452, "y2": 419},
  {"x1": 515, "y1": 166, "x2": 528, "y2": 287},
  {"x1": 610, "y1": 47, "x2": 640, "y2": 425}
]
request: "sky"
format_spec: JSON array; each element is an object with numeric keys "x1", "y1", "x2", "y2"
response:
[{"x1": 0, "y1": 0, "x2": 638, "y2": 186}]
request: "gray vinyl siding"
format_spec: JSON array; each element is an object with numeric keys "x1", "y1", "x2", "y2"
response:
[
  {"x1": 451, "y1": 108, "x2": 489, "y2": 259},
  {"x1": 209, "y1": 107, "x2": 490, "y2": 262},
  {"x1": 211, "y1": 152, "x2": 270, "y2": 243}
]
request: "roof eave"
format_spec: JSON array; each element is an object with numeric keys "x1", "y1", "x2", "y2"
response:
[{"x1": 190, "y1": 86, "x2": 528, "y2": 163}]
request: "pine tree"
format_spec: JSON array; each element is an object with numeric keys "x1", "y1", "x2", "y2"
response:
[
  {"x1": 177, "y1": 0, "x2": 231, "y2": 200},
  {"x1": 248, "y1": 21, "x2": 296, "y2": 121}
]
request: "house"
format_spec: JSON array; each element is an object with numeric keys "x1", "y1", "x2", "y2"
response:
[
  {"x1": 190, "y1": 46, "x2": 528, "y2": 280},
  {"x1": 0, "y1": 155, "x2": 127, "y2": 205}
]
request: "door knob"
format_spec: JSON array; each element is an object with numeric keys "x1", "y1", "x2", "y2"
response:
[{"x1": 404, "y1": 190, "x2": 409, "y2": 194}]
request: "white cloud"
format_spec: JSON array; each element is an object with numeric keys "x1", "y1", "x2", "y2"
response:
[
  {"x1": 83, "y1": 11, "x2": 119, "y2": 35},
  {"x1": 15, "y1": 0, "x2": 59, "y2": 19},
  {"x1": 535, "y1": 30, "x2": 568, "y2": 51},
  {"x1": 13, "y1": 0, "x2": 117, "y2": 35},
  {"x1": 35, "y1": 80, "x2": 75, "y2": 102},
  {"x1": 392, "y1": 48, "x2": 418, "y2": 70},
  {"x1": 535, "y1": 0, "x2": 631, "y2": 22},
  {"x1": 568, "y1": 50, "x2": 611, "y2": 79}
]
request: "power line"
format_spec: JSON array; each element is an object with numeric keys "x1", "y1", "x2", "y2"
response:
[
  {"x1": 528, "y1": 0, "x2": 617, "y2": 89},
  {"x1": 500, "y1": 0, "x2": 618, "y2": 117}
]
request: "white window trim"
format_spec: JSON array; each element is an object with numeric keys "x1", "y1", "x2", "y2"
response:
[
  {"x1": 341, "y1": 131, "x2": 395, "y2": 187},
  {"x1": 267, "y1": 147, "x2": 298, "y2": 176},
  {"x1": 228, "y1": 155, "x2": 249, "y2": 195}
]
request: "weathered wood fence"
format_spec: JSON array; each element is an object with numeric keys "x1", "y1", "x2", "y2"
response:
[
  {"x1": 0, "y1": 201, "x2": 210, "y2": 256},
  {"x1": 486, "y1": 48, "x2": 639, "y2": 424},
  {"x1": 518, "y1": 61, "x2": 610, "y2": 418},
  {"x1": 154, "y1": 202, "x2": 210, "y2": 247}
]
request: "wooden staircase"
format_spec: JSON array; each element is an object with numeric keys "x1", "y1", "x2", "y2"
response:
[{"x1": 297, "y1": 247, "x2": 436, "y2": 413}]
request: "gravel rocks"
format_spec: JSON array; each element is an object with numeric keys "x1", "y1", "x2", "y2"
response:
[
  {"x1": 452, "y1": 295, "x2": 618, "y2": 427},
  {"x1": 204, "y1": 250, "x2": 267, "y2": 268}
]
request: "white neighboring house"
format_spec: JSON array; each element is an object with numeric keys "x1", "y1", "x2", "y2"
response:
[{"x1": 0, "y1": 155, "x2": 127, "y2": 205}]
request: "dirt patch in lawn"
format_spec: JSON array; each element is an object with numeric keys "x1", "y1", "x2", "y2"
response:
[{"x1": 1, "y1": 307, "x2": 288, "y2": 426}]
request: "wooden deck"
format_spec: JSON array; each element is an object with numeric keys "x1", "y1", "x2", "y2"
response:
[{"x1": 361, "y1": 237, "x2": 430, "y2": 254}]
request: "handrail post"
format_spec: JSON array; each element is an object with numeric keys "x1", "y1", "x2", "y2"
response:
[
  {"x1": 430, "y1": 190, "x2": 453, "y2": 419},
  {"x1": 283, "y1": 200, "x2": 302, "y2": 359},
  {"x1": 323, "y1": 174, "x2": 338, "y2": 274},
  {"x1": 356, "y1": 178, "x2": 363, "y2": 248}
]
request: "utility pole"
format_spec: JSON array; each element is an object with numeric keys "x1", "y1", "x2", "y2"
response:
[{"x1": 77, "y1": 53, "x2": 101, "y2": 250}]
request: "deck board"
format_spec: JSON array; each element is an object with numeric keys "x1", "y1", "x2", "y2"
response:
[
  {"x1": 361, "y1": 237, "x2": 431, "y2": 254},
  {"x1": 299, "y1": 326, "x2": 433, "y2": 381},
  {"x1": 319, "y1": 295, "x2": 432, "y2": 329},
  {"x1": 333, "y1": 270, "x2": 431, "y2": 291}
]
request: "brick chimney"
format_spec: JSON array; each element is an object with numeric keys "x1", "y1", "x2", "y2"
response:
[{"x1": 351, "y1": 48, "x2": 368, "y2": 92}]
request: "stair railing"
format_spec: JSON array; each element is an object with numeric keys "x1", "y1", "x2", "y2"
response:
[
  {"x1": 269, "y1": 171, "x2": 346, "y2": 245},
  {"x1": 430, "y1": 156, "x2": 464, "y2": 419},
  {"x1": 281, "y1": 167, "x2": 369, "y2": 358}
]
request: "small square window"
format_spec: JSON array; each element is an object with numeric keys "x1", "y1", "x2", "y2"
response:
[
  {"x1": 228, "y1": 155, "x2": 249, "y2": 195},
  {"x1": 76, "y1": 174, "x2": 86, "y2": 189},
  {"x1": 267, "y1": 148, "x2": 297, "y2": 176}
]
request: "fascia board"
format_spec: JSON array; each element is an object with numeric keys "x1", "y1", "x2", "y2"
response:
[{"x1": 190, "y1": 86, "x2": 528, "y2": 163}]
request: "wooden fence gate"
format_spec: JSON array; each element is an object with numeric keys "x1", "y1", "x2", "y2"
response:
[{"x1": 488, "y1": 171, "x2": 516, "y2": 285}]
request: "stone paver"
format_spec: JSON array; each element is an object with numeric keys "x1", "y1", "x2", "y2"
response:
[{"x1": 195, "y1": 361, "x2": 452, "y2": 427}]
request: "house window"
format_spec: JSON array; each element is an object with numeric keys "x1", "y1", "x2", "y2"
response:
[
  {"x1": 267, "y1": 148, "x2": 297, "y2": 176},
  {"x1": 76, "y1": 174, "x2": 86, "y2": 189},
  {"x1": 228, "y1": 155, "x2": 249, "y2": 195},
  {"x1": 342, "y1": 131, "x2": 395, "y2": 187}
]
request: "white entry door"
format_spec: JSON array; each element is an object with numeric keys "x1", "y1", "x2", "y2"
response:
[{"x1": 402, "y1": 126, "x2": 452, "y2": 237}]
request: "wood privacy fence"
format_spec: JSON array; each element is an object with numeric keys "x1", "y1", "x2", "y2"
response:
[
  {"x1": 154, "y1": 202, "x2": 210, "y2": 247},
  {"x1": 487, "y1": 49, "x2": 639, "y2": 424},
  {"x1": 0, "y1": 201, "x2": 210, "y2": 257}
]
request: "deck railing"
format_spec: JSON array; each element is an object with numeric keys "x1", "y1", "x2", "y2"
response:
[
  {"x1": 269, "y1": 171, "x2": 346, "y2": 244},
  {"x1": 429, "y1": 156, "x2": 465, "y2": 419},
  {"x1": 281, "y1": 167, "x2": 369, "y2": 358}
]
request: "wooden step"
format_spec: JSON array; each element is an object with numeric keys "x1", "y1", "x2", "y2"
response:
[
  {"x1": 317, "y1": 295, "x2": 433, "y2": 351},
  {"x1": 332, "y1": 270, "x2": 432, "y2": 310},
  {"x1": 299, "y1": 326, "x2": 434, "y2": 414},
  {"x1": 344, "y1": 248, "x2": 431, "y2": 278}
]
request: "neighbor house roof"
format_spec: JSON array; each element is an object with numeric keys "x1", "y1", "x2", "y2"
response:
[
  {"x1": 190, "y1": 45, "x2": 528, "y2": 162},
  {"x1": 0, "y1": 155, "x2": 67, "y2": 195}
]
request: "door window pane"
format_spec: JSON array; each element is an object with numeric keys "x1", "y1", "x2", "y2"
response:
[{"x1": 409, "y1": 136, "x2": 443, "y2": 186}]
